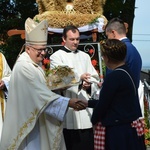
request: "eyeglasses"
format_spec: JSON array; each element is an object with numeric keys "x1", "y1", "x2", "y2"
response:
[{"x1": 29, "y1": 46, "x2": 48, "y2": 53}]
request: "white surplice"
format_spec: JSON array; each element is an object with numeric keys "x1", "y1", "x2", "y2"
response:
[
  {"x1": 138, "y1": 80, "x2": 144, "y2": 118},
  {"x1": 0, "y1": 53, "x2": 11, "y2": 141},
  {"x1": 0, "y1": 52, "x2": 69, "y2": 150},
  {"x1": 50, "y1": 48, "x2": 100, "y2": 129}
]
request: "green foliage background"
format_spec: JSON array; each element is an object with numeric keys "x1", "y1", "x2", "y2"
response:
[{"x1": 0, "y1": 0, "x2": 38, "y2": 68}]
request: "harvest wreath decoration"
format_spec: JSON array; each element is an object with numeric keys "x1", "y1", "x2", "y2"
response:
[
  {"x1": 46, "y1": 66, "x2": 77, "y2": 90},
  {"x1": 34, "y1": 0, "x2": 107, "y2": 28},
  {"x1": 42, "y1": 59, "x2": 78, "y2": 90}
]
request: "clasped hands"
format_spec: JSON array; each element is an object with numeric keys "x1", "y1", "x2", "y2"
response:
[{"x1": 69, "y1": 98, "x2": 88, "y2": 111}]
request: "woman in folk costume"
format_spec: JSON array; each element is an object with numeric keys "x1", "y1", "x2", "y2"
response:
[
  {"x1": 87, "y1": 39, "x2": 146, "y2": 150},
  {"x1": 0, "y1": 18, "x2": 87, "y2": 150},
  {"x1": 0, "y1": 53, "x2": 11, "y2": 140}
]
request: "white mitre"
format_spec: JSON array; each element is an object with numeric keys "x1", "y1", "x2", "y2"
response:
[{"x1": 25, "y1": 18, "x2": 48, "y2": 45}]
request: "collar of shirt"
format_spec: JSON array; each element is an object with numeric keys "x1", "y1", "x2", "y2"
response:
[
  {"x1": 62, "y1": 46, "x2": 78, "y2": 53},
  {"x1": 119, "y1": 37, "x2": 127, "y2": 41}
]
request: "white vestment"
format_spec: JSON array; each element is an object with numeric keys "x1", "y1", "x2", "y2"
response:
[
  {"x1": 0, "y1": 52, "x2": 69, "y2": 150},
  {"x1": 138, "y1": 80, "x2": 144, "y2": 118},
  {"x1": 0, "y1": 53, "x2": 11, "y2": 141},
  {"x1": 50, "y1": 48, "x2": 100, "y2": 129}
]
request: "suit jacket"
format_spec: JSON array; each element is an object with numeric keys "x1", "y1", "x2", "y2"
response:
[{"x1": 122, "y1": 38, "x2": 142, "y2": 88}]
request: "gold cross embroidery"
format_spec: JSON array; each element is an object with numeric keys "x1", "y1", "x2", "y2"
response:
[{"x1": 41, "y1": 24, "x2": 47, "y2": 34}]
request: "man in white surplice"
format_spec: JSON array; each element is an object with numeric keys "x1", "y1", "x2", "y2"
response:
[
  {"x1": 50, "y1": 25, "x2": 100, "y2": 150},
  {"x1": 0, "y1": 18, "x2": 87, "y2": 150},
  {"x1": 0, "y1": 53, "x2": 11, "y2": 141}
]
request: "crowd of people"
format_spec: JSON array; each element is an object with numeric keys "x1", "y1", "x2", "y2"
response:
[{"x1": 0, "y1": 17, "x2": 146, "y2": 150}]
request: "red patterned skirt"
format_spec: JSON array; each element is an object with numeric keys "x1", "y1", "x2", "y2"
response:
[{"x1": 94, "y1": 119, "x2": 145, "y2": 150}]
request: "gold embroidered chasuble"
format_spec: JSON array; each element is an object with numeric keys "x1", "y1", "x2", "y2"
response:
[
  {"x1": 0, "y1": 52, "x2": 65, "y2": 150},
  {"x1": 0, "y1": 53, "x2": 5, "y2": 121},
  {"x1": 0, "y1": 53, "x2": 11, "y2": 141}
]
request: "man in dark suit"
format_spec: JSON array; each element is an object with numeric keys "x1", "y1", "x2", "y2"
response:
[{"x1": 105, "y1": 17, "x2": 142, "y2": 89}]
